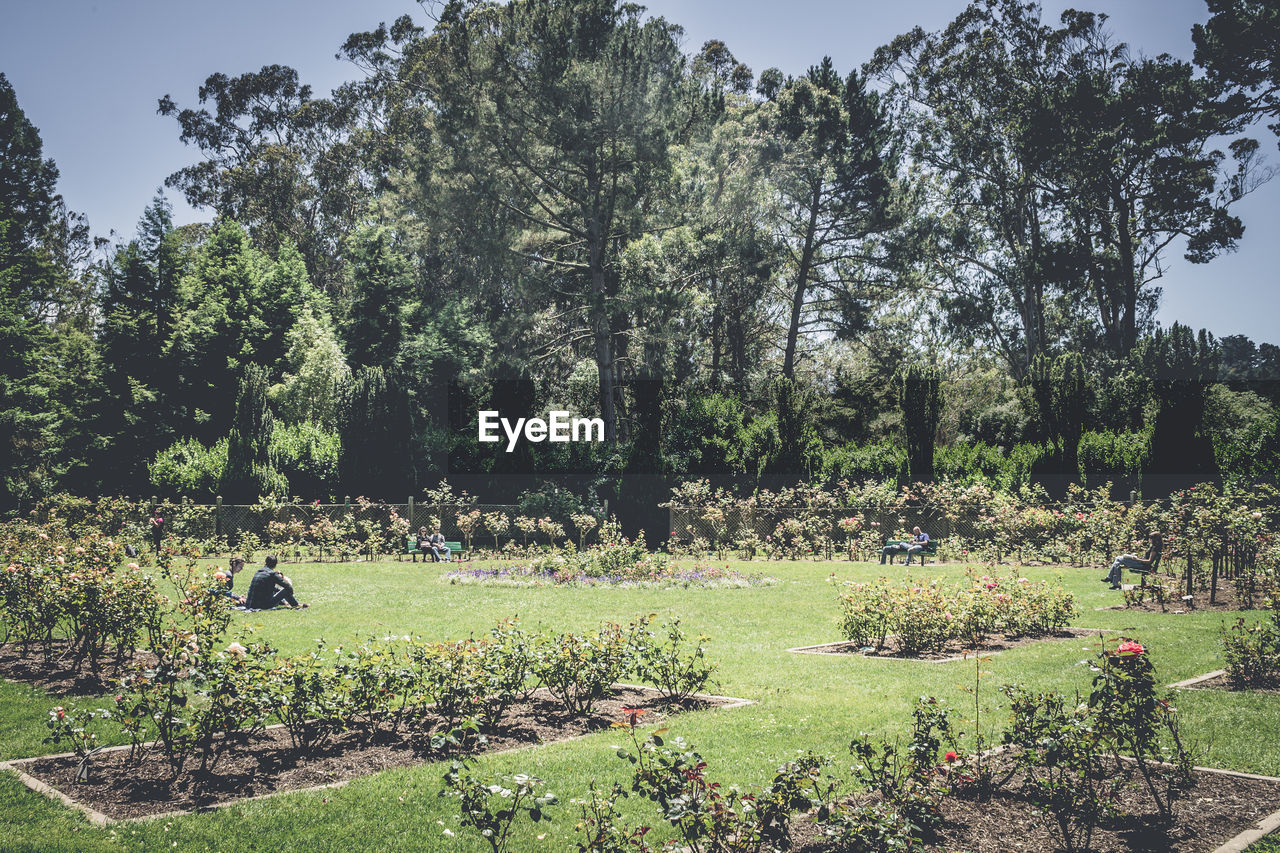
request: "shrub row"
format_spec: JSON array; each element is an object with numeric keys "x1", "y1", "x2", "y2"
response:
[
  {"x1": 836, "y1": 571, "x2": 1076, "y2": 654},
  {"x1": 446, "y1": 640, "x2": 1192, "y2": 853},
  {"x1": 0, "y1": 521, "x2": 166, "y2": 674},
  {"x1": 50, "y1": 615, "x2": 718, "y2": 778}
]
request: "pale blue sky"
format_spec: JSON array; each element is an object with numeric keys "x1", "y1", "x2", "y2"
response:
[{"x1": 3, "y1": 0, "x2": 1276, "y2": 343}]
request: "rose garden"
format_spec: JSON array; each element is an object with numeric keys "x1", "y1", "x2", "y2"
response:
[{"x1": 0, "y1": 480, "x2": 1278, "y2": 853}]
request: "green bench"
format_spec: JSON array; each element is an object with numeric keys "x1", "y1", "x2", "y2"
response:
[
  {"x1": 1127, "y1": 553, "x2": 1161, "y2": 584},
  {"x1": 882, "y1": 539, "x2": 940, "y2": 565},
  {"x1": 405, "y1": 535, "x2": 464, "y2": 562}
]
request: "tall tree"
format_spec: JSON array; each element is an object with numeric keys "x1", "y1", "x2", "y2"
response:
[
  {"x1": 767, "y1": 59, "x2": 898, "y2": 379},
  {"x1": 361, "y1": 0, "x2": 698, "y2": 443},
  {"x1": 95, "y1": 194, "x2": 190, "y2": 491},
  {"x1": 869, "y1": 1, "x2": 1096, "y2": 377},
  {"x1": 343, "y1": 225, "x2": 409, "y2": 370},
  {"x1": 1024, "y1": 352, "x2": 1088, "y2": 478},
  {"x1": 166, "y1": 220, "x2": 266, "y2": 438},
  {"x1": 1194, "y1": 0, "x2": 1280, "y2": 150},
  {"x1": 900, "y1": 364, "x2": 942, "y2": 484},
  {"x1": 1138, "y1": 323, "x2": 1220, "y2": 493},
  {"x1": 223, "y1": 364, "x2": 282, "y2": 501},
  {"x1": 159, "y1": 65, "x2": 373, "y2": 292},
  {"x1": 1048, "y1": 16, "x2": 1254, "y2": 358}
]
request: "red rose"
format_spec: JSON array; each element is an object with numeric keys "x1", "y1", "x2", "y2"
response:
[{"x1": 944, "y1": 751, "x2": 958, "y2": 763}]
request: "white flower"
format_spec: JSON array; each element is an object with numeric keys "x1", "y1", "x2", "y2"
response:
[{"x1": 226, "y1": 642, "x2": 248, "y2": 658}]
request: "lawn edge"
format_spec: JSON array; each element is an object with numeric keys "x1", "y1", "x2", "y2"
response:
[
  {"x1": 0, "y1": 685, "x2": 755, "y2": 826},
  {"x1": 786, "y1": 626, "x2": 1116, "y2": 664}
]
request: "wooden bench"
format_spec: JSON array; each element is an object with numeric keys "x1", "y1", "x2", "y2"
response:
[
  {"x1": 405, "y1": 536, "x2": 464, "y2": 562},
  {"x1": 882, "y1": 539, "x2": 940, "y2": 565}
]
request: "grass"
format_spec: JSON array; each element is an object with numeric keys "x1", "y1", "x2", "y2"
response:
[{"x1": 3, "y1": 556, "x2": 1280, "y2": 851}]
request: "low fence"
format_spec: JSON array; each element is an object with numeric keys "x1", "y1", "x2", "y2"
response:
[
  {"x1": 37, "y1": 498, "x2": 525, "y2": 551},
  {"x1": 668, "y1": 499, "x2": 1271, "y2": 576}
]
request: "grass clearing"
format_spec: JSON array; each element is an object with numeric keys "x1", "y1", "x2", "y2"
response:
[{"x1": 3, "y1": 557, "x2": 1279, "y2": 851}]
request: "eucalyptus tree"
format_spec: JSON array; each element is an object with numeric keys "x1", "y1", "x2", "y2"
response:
[
  {"x1": 867, "y1": 1, "x2": 1090, "y2": 378},
  {"x1": 1046, "y1": 12, "x2": 1255, "y2": 360},
  {"x1": 1194, "y1": 0, "x2": 1280, "y2": 149},
  {"x1": 871, "y1": 1, "x2": 1256, "y2": 374},
  {"x1": 356, "y1": 0, "x2": 702, "y2": 444},
  {"x1": 159, "y1": 64, "x2": 374, "y2": 292},
  {"x1": 763, "y1": 58, "x2": 898, "y2": 380}
]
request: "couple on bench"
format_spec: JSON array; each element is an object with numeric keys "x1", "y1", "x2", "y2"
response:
[{"x1": 416, "y1": 526, "x2": 452, "y2": 562}]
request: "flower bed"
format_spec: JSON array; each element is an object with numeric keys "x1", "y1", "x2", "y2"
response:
[
  {"x1": 790, "y1": 625, "x2": 1107, "y2": 662},
  {"x1": 445, "y1": 556, "x2": 775, "y2": 589},
  {"x1": 834, "y1": 571, "x2": 1076, "y2": 656},
  {"x1": 786, "y1": 757, "x2": 1280, "y2": 853},
  {"x1": 7, "y1": 685, "x2": 746, "y2": 822},
  {"x1": 426, "y1": 639, "x2": 1280, "y2": 853}
]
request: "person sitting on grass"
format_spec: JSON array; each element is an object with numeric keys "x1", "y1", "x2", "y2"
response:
[
  {"x1": 211, "y1": 556, "x2": 247, "y2": 605},
  {"x1": 246, "y1": 554, "x2": 308, "y2": 609},
  {"x1": 880, "y1": 527, "x2": 929, "y2": 565},
  {"x1": 1104, "y1": 532, "x2": 1163, "y2": 589}
]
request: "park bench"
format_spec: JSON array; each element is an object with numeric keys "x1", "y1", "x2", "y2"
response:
[
  {"x1": 1127, "y1": 552, "x2": 1161, "y2": 585},
  {"x1": 404, "y1": 535, "x2": 464, "y2": 562},
  {"x1": 883, "y1": 539, "x2": 940, "y2": 565}
]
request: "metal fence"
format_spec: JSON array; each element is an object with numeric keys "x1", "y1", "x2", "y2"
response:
[
  {"x1": 216, "y1": 502, "x2": 524, "y2": 545},
  {"x1": 41, "y1": 499, "x2": 525, "y2": 550},
  {"x1": 670, "y1": 505, "x2": 986, "y2": 547}
]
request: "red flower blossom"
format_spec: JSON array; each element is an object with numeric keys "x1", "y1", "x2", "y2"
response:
[
  {"x1": 944, "y1": 751, "x2": 958, "y2": 763},
  {"x1": 1116, "y1": 640, "x2": 1145, "y2": 655},
  {"x1": 620, "y1": 706, "x2": 649, "y2": 727}
]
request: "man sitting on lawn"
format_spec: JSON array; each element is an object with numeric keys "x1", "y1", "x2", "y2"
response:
[
  {"x1": 880, "y1": 527, "x2": 930, "y2": 566},
  {"x1": 246, "y1": 555, "x2": 308, "y2": 609}
]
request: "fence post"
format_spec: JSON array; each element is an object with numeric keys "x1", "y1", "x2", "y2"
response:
[
  {"x1": 408, "y1": 496, "x2": 414, "y2": 528},
  {"x1": 1129, "y1": 490, "x2": 1136, "y2": 505},
  {"x1": 344, "y1": 496, "x2": 350, "y2": 513},
  {"x1": 215, "y1": 496, "x2": 222, "y2": 540}
]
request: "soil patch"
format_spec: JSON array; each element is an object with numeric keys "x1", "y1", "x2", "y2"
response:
[
  {"x1": 7, "y1": 686, "x2": 740, "y2": 822},
  {"x1": 789, "y1": 757, "x2": 1280, "y2": 853},
  {"x1": 0, "y1": 640, "x2": 152, "y2": 696},
  {"x1": 790, "y1": 626, "x2": 1110, "y2": 662},
  {"x1": 1101, "y1": 576, "x2": 1267, "y2": 614},
  {"x1": 1179, "y1": 672, "x2": 1280, "y2": 695}
]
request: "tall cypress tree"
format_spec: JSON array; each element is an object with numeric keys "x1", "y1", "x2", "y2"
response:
[
  {"x1": 1139, "y1": 323, "x2": 1221, "y2": 494},
  {"x1": 900, "y1": 365, "x2": 942, "y2": 485},
  {"x1": 223, "y1": 364, "x2": 281, "y2": 501}
]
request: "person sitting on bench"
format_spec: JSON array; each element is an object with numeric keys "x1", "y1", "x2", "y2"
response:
[
  {"x1": 1104, "y1": 532, "x2": 1162, "y2": 589},
  {"x1": 426, "y1": 526, "x2": 451, "y2": 562},
  {"x1": 881, "y1": 527, "x2": 929, "y2": 565},
  {"x1": 246, "y1": 555, "x2": 308, "y2": 609}
]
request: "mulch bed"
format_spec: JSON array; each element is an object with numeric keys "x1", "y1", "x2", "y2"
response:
[
  {"x1": 0, "y1": 640, "x2": 152, "y2": 696},
  {"x1": 1180, "y1": 672, "x2": 1280, "y2": 695},
  {"x1": 789, "y1": 756, "x2": 1280, "y2": 852},
  {"x1": 1102, "y1": 577, "x2": 1268, "y2": 614},
  {"x1": 792, "y1": 626, "x2": 1110, "y2": 661},
  {"x1": 10, "y1": 686, "x2": 732, "y2": 821}
]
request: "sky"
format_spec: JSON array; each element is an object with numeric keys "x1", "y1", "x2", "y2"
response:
[{"x1": 2, "y1": 0, "x2": 1276, "y2": 343}]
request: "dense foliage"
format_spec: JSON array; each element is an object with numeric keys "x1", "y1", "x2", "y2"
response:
[{"x1": 2, "y1": 1, "x2": 1279, "y2": 522}]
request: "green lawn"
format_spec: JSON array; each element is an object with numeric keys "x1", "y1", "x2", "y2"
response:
[{"x1": 2, "y1": 557, "x2": 1279, "y2": 852}]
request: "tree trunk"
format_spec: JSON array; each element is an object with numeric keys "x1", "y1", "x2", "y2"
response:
[{"x1": 782, "y1": 183, "x2": 823, "y2": 380}]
